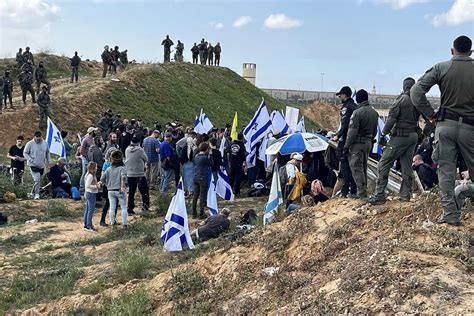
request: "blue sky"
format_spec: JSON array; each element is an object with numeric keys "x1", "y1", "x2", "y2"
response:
[{"x1": 0, "y1": 0, "x2": 472, "y2": 95}]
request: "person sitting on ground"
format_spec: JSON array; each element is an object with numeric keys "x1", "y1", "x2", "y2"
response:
[
  {"x1": 192, "y1": 208, "x2": 231, "y2": 242},
  {"x1": 48, "y1": 157, "x2": 72, "y2": 198},
  {"x1": 455, "y1": 170, "x2": 473, "y2": 211},
  {"x1": 309, "y1": 179, "x2": 329, "y2": 204},
  {"x1": 412, "y1": 155, "x2": 438, "y2": 189}
]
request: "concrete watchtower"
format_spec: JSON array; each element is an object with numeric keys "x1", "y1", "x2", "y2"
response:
[{"x1": 242, "y1": 63, "x2": 256, "y2": 85}]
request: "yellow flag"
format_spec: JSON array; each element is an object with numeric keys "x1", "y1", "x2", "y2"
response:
[{"x1": 231, "y1": 112, "x2": 238, "y2": 141}]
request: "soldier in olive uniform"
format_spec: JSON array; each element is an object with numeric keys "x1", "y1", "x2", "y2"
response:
[
  {"x1": 175, "y1": 40, "x2": 184, "y2": 62},
  {"x1": 120, "y1": 49, "x2": 128, "y2": 70},
  {"x1": 214, "y1": 42, "x2": 222, "y2": 66},
  {"x1": 161, "y1": 35, "x2": 174, "y2": 63},
  {"x1": 37, "y1": 86, "x2": 50, "y2": 129},
  {"x1": 23, "y1": 47, "x2": 34, "y2": 66},
  {"x1": 18, "y1": 70, "x2": 36, "y2": 105},
  {"x1": 101, "y1": 45, "x2": 113, "y2": 78},
  {"x1": 191, "y1": 43, "x2": 199, "y2": 64},
  {"x1": 411, "y1": 35, "x2": 474, "y2": 226},
  {"x1": 70, "y1": 51, "x2": 81, "y2": 83},
  {"x1": 368, "y1": 78, "x2": 420, "y2": 205},
  {"x1": 16, "y1": 48, "x2": 25, "y2": 68},
  {"x1": 344, "y1": 89, "x2": 379, "y2": 200},
  {"x1": 34, "y1": 61, "x2": 51, "y2": 94},
  {"x1": 203, "y1": 42, "x2": 209, "y2": 65},
  {"x1": 2, "y1": 70, "x2": 14, "y2": 109},
  {"x1": 207, "y1": 43, "x2": 214, "y2": 66},
  {"x1": 21, "y1": 59, "x2": 34, "y2": 73},
  {"x1": 198, "y1": 39, "x2": 206, "y2": 65}
]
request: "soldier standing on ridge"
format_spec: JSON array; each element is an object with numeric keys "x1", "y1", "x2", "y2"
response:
[
  {"x1": 411, "y1": 35, "x2": 474, "y2": 226},
  {"x1": 2, "y1": 70, "x2": 14, "y2": 110},
  {"x1": 331, "y1": 86, "x2": 357, "y2": 198},
  {"x1": 34, "y1": 61, "x2": 51, "y2": 94},
  {"x1": 175, "y1": 40, "x2": 184, "y2": 62},
  {"x1": 37, "y1": 86, "x2": 50, "y2": 130},
  {"x1": 191, "y1": 43, "x2": 199, "y2": 64},
  {"x1": 18, "y1": 69, "x2": 36, "y2": 105},
  {"x1": 112, "y1": 46, "x2": 121, "y2": 73},
  {"x1": 70, "y1": 51, "x2": 81, "y2": 83},
  {"x1": 214, "y1": 42, "x2": 222, "y2": 66},
  {"x1": 161, "y1": 35, "x2": 174, "y2": 63},
  {"x1": 368, "y1": 78, "x2": 420, "y2": 205},
  {"x1": 198, "y1": 39, "x2": 206, "y2": 65},
  {"x1": 16, "y1": 48, "x2": 25, "y2": 68},
  {"x1": 207, "y1": 42, "x2": 214, "y2": 66},
  {"x1": 203, "y1": 41, "x2": 209, "y2": 65},
  {"x1": 23, "y1": 47, "x2": 34, "y2": 66},
  {"x1": 101, "y1": 45, "x2": 113, "y2": 78},
  {"x1": 344, "y1": 89, "x2": 379, "y2": 200},
  {"x1": 120, "y1": 49, "x2": 128, "y2": 70}
]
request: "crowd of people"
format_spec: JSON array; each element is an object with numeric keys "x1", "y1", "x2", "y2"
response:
[{"x1": 2, "y1": 35, "x2": 472, "y2": 236}]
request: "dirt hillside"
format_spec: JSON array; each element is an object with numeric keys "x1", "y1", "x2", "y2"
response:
[
  {"x1": 302, "y1": 101, "x2": 340, "y2": 132},
  {"x1": 1, "y1": 193, "x2": 472, "y2": 314}
]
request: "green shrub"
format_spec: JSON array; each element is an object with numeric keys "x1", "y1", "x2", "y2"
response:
[
  {"x1": 114, "y1": 248, "x2": 156, "y2": 283},
  {"x1": 102, "y1": 287, "x2": 152, "y2": 315}
]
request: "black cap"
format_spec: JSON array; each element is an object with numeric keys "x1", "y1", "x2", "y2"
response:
[
  {"x1": 356, "y1": 89, "x2": 369, "y2": 103},
  {"x1": 336, "y1": 86, "x2": 352, "y2": 97}
]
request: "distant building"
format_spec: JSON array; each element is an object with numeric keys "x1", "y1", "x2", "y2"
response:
[
  {"x1": 242, "y1": 63, "x2": 256, "y2": 85},
  {"x1": 261, "y1": 88, "x2": 440, "y2": 109}
]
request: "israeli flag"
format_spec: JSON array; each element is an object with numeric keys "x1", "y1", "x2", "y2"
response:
[
  {"x1": 207, "y1": 170, "x2": 219, "y2": 215},
  {"x1": 373, "y1": 117, "x2": 387, "y2": 155},
  {"x1": 216, "y1": 166, "x2": 234, "y2": 201},
  {"x1": 352, "y1": 89, "x2": 357, "y2": 100},
  {"x1": 46, "y1": 117, "x2": 65, "y2": 157},
  {"x1": 263, "y1": 162, "x2": 283, "y2": 225},
  {"x1": 161, "y1": 179, "x2": 195, "y2": 252},
  {"x1": 258, "y1": 132, "x2": 273, "y2": 169},
  {"x1": 295, "y1": 116, "x2": 306, "y2": 133},
  {"x1": 194, "y1": 109, "x2": 214, "y2": 134},
  {"x1": 270, "y1": 110, "x2": 289, "y2": 135},
  {"x1": 243, "y1": 99, "x2": 272, "y2": 168}
]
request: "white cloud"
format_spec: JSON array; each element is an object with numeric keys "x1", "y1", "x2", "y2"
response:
[
  {"x1": 375, "y1": 0, "x2": 427, "y2": 10},
  {"x1": 376, "y1": 69, "x2": 388, "y2": 75},
  {"x1": 0, "y1": 0, "x2": 60, "y2": 30},
  {"x1": 0, "y1": 0, "x2": 60, "y2": 56},
  {"x1": 263, "y1": 14, "x2": 303, "y2": 29},
  {"x1": 431, "y1": 0, "x2": 474, "y2": 27},
  {"x1": 233, "y1": 16, "x2": 252, "y2": 28},
  {"x1": 209, "y1": 21, "x2": 224, "y2": 30}
]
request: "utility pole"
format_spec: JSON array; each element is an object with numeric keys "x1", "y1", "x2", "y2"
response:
[{"x1": 320, "y1": 72, "x2": 325, "y2": 92}]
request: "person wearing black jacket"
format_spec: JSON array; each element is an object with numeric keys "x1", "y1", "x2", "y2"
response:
[
  {"x1": 413, "y1": 155, "x2": 438, "y2": 189},
  {"x1": 192, "y1": 142, "x2": 212, "y2": 219},
  {"x1": 229, "y1": 133, "x2": 246, "y2": 196},
  {"x1": 331, "y1": 86, "x2": 357, "y2": 197},
  {"x1": 209, "y1": 138, "x2": 222, "y2": 184},
  {"x1": 120, "y1": 125, "x2": 134, "y2": 156},
  {"x1": 70, "y1": 51, "x2": 81, "y2": 83}
]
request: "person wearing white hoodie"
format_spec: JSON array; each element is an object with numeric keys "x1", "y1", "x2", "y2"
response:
[
  {"x1": 23, "y1": 131, "x2": 51, "y2": 199},
  {"x1": 125, "y1": 136, "x2": 149, "y2": 213}
]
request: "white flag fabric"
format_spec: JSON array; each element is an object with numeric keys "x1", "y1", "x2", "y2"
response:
[
  {"x1": 270, "y1": 110, "x2": 290, "y2": 135},
  {"x1": 243, "y1": 99, "x2": 272, "y2": 169},
  {"x1": 295, "y1": 116, "x2": 306, "y2": 133},
  {"x1": 207, "y1": 170, "x2": 219, "y2": 215},
  {"x1": 373, "y1": 117, "x2": 387, "y2": 155},
  {"x1": 285, "y1": 106, "x2": 299, "y2": 131},
  {"x1": 194, "y1": 109, "x2": 214, "y2": 134},
  {"x1": 161, "y1": 179, "x2": 195, "y2": 251},
  {"x1": 263, "y1": 163, "x2": 283, "y2": 225},
  {"x1": 46, "y1": 117, "x2": 66, "y2": 157},
  {"x1": 216, "y1": 166, "x2": 234, "y2": 201},
  {"x1": 219, "y1": 136, "x2": 227, "y2": 157},
  {"x1": 258, "y1": 133, "x2": 273, "y2": 169}
]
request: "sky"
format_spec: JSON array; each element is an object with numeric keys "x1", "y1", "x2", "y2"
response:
[{"x1": 0, "y1": 0, "x2": 473, "y2": 96}]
